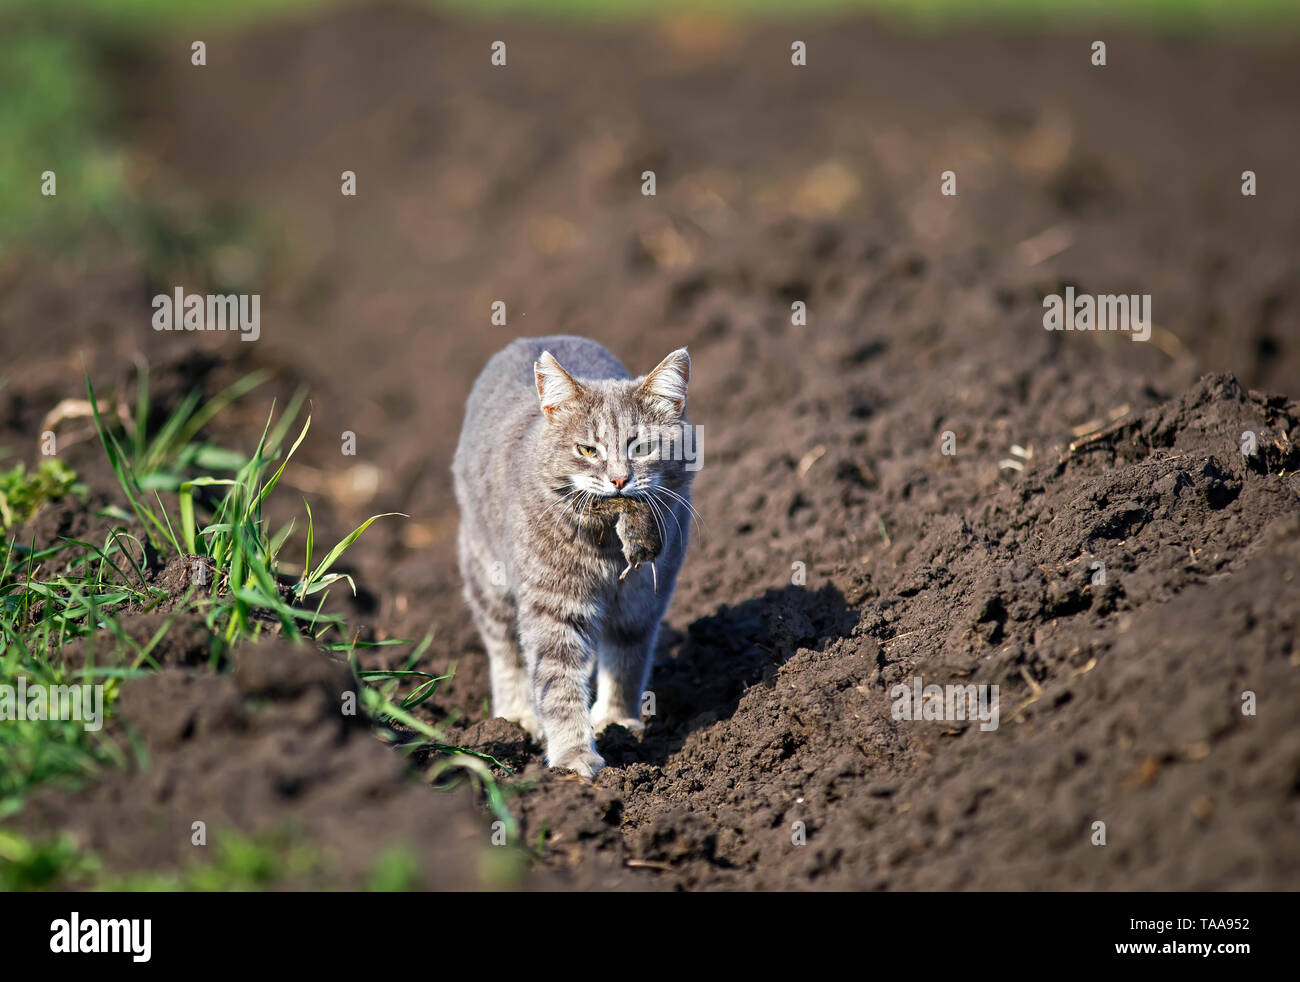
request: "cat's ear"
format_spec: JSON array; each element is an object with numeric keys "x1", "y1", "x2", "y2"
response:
[
  {"x1": 535, "y1": 351, "x2": 583, "y2": 421},
  {"x1": 638, "y1": 347, "x2": 690, "y2": 417}
]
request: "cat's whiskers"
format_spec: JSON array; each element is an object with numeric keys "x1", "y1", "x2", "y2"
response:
[
  {"x1": 639, "y1": 488, "x2": 670, "y2": 553},
  {"x1": 544, "y1": 487, "x2": 584, "y2": 549},
  {"x1": 537, "y1": 484, "x2": 579, "y2": 521},
  {"x1": 650, "y1": 483, "x2": 707, "y2": 541},
  {"x1": 654, "y1": 486, "x2": 690, "y2": 544},
  {"x1": 550, "y1": 495, "x2": 577, "y2": 550},
  {"x1": 641, "y1": 485, "x2": 683, "y2": 549}
]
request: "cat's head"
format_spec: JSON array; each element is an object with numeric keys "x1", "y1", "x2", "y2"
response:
[{"x1": 533, "y1": 347, "x2": 694, "y2": 499}]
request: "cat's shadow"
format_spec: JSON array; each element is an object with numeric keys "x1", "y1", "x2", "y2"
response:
[{"x1": 598, "y1": 583, "x2": 859, "y2": 769}]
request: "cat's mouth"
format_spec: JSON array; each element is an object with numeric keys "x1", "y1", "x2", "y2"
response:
[
  {"x1": 565, "y1": 485, "x2": 640, "y2": 500},
  {"x1": 548, "y1": 487, "x2": 640, "y2": 506}
]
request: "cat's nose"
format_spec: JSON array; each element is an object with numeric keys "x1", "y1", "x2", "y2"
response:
[{"x1": 610, "y1": 476, "x2": 629, "y2": 490}]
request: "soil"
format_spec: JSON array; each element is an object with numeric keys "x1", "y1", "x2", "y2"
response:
[{"x1": 3, "y1": 4, "x2": 1298, "y2": 889}]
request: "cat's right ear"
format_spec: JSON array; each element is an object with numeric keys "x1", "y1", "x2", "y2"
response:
[
  {"x1": 638, "y1": 347, "x2": 690, "y2": 418},
  {"x1": 535, "y1": 351, "x2": 583, "y2": 422}
]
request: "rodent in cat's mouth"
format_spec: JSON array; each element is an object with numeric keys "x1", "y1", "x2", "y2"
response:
[{"x1": 551, "y1": 488, "x2": 642, "y2": 503}]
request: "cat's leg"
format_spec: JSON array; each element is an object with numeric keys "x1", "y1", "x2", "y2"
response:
[
  {"x1": 592, "y1": 573, "x2": 664, "y2": 734},
  {"x1": 518, "y1": 594, "x2": 603, "y2": 778},
  {"x1": 595, "y1": 501, "x2": 687, "y2": 733},
  {"x1": 459, "y1": 537, "x2": 539, "y2": 738},
  {"x1": 486, "y1": 635, "x2": 539, "y2": 740}
]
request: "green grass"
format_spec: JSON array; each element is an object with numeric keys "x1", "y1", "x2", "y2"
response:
[
  {"x1": 0, "y1": 366, "x2": 517, "y2": 867},
  {"x1": 0, "y1": 459, "x2": 85, "y2": 533},
  {"x1": 15, "y1": 0, "x2": 1300, "y2": 28},
  {"x1": 0, "y1": 824, "x2": 439, "y2": 890},
  {"x1": 0, "y1": 28, "x2": 130, "y2": 251}
]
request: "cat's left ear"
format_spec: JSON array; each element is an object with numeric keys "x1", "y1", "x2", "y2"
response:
[
  {"x1": 535, "y1": 351, "x2": 584, "y2": 422},
  {"x1": 639, "y1": 347, "x2": 690, "y2": 417}
]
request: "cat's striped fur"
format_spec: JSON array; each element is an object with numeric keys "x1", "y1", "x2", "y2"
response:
[{"x1": 452, "y1": 336, "x2": 694, "y2": 778}]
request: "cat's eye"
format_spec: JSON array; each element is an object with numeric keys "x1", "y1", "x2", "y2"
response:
[
  {"x1": 628, "y1": 439, "x2": 655, "y2": 459},
  {"x1": 576, "y1": 444, "x2": 598, "y2": 458}
]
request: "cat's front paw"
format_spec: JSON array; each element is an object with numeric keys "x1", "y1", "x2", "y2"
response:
[
  {"x1": 549, "y1": 746, "x2": 606, "y2": 779},
  {"x1": 594, "y1": 715, "x2": 645, "y2": 735}
]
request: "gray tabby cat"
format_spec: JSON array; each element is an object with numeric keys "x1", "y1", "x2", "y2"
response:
[{"x1": 452, "y1": 336, "x2": 695, "y2": 778}]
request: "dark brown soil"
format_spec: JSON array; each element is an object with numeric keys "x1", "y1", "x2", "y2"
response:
[
  {"x1": 18, "y1": 640, "x2": 541, "y2": 889},
  {"x1": 3, "y1": 3, "x2": 1298, "y2": 889}
]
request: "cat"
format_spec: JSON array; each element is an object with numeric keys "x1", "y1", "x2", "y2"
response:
[{"x1": 452, "y1": 336, "x2": 695, "y2": 778}]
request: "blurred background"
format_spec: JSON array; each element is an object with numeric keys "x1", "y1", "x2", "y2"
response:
[
  {"x1": 4, "y1": 0, "x2": 1299, "y2": 735},
  {"x1": 4, "y1": 0, "x2": 1299, "y2": 708},
  {"x1": 2, "y1": 0, "x2": 1300, "y2": 889}
]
